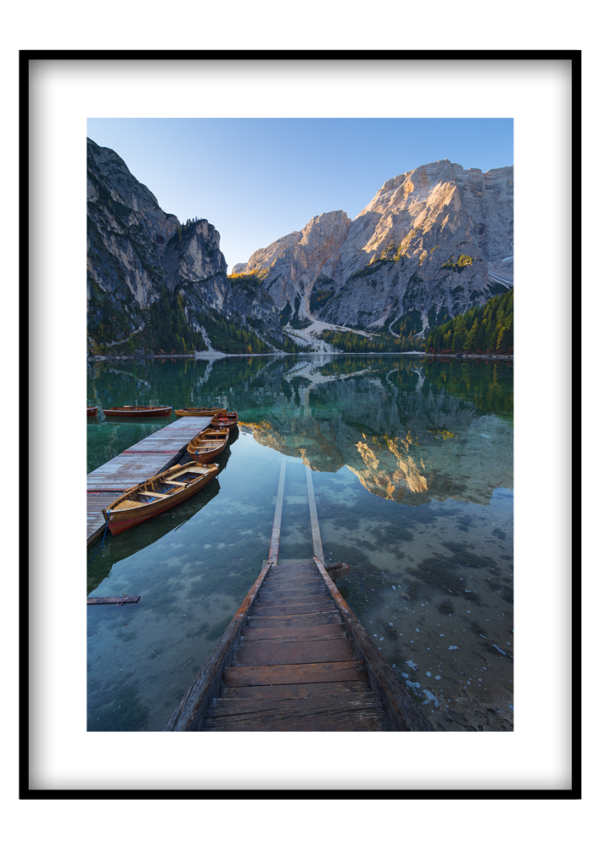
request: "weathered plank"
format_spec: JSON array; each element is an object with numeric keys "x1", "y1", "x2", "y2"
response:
[
  {"x1": 263, "y1": 568, "x2": 322, "y2": 581},
  {"x1": 203, "y1": 714, "x2": 387, "y2": 732},
  {"x1": 241, "y1": 623, "x2": 345, "y2": 642},
  {"x1": 219, "y1": 679, "x2": 371, "y2": 700},
  {"x1": 234, "y1": 638, "x2": 356, "y2": 667},
  {"x1": 123, "y1": 417, "x2": 213, "y2": 451},
  {"x1": 269, "y1": 558, "x2": 315, "y2": 569},
  {"x1": 250, "y1": 599, "x2": 337, "y2": 615},
  {"x1": 269, "y1": 569, "x2": 323, "y2": 587},
  {"x1": 259, "y1": 570, "x2": 323, "y2": 583},
  {"x1": 264, "y1": 579, "x2": 322, "y2": 590},
  {"x1": 87, "y1": 454, "x2": 178, "y2": 489},
  {"x1": 205, "y1": 691, "x2": 388, "y2": 721},
  {"x1": 221, "y1": 660, "x2": 370, "y2": 688},
  {"x1": 257, "y1": 589, "x2": 327, "y2": 601},
  {"x1": 245, "y1": 611, "x2": 343, "y2": 629},
  {"x1": 254, "y1": 589, "x2": 332, "y2": 601},
  {"x1": 256, "y1": 585, "x2": 329, "y2": 600}
]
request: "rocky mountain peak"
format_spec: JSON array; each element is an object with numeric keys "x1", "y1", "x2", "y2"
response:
[
  {"x1": 234, "y1": 159, "x2": 513, "y2": 333},
  {"x1": 87, "y1": 138, "x2": 290, "y2": 355}
]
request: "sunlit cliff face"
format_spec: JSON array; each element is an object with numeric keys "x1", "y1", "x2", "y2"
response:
[{"x1": 353, "y1": 434, "x2": 429, "y2": 500}]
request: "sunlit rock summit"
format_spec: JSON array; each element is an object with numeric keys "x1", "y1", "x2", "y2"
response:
[{"x1": 235, "y1": 160, "x2": 513, "y2": 334}]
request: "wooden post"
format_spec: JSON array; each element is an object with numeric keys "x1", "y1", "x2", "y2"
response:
[{"x1": 86, "y1": 596, "x2": 141, "y2": 606}]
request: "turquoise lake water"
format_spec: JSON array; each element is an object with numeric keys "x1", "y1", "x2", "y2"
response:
[{"x1": 87, "y1": 354, "x2": 514, "y2": 732}]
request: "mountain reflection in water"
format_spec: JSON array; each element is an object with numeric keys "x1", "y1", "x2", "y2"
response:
[
  {"x1": 240, "y1": 355, "x2": 512, "y2": 507},
  {"x1": 87, "y1": 354, "x2": 513, "y2": 732}
]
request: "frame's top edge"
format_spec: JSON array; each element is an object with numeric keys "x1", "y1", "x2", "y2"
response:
[{"x1": 19, "y1": 49, "x2": 583, "y2": 62}]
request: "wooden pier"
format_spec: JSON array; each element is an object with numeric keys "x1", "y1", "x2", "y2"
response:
[
  {"x1": 166, "y1": 462, "x2": 432, "y2": 732},
  {"x1": 87, "y1": 416, "x2": 213, "y2": 545}
]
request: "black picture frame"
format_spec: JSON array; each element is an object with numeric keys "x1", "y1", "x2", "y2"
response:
[{"x1": 20, "y1": 49, "x2": 581, "y2": 800}]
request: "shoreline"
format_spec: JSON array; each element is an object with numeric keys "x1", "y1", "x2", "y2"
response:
[
  {"x1": 87, "y1": 350, "x2": 513, "y2": 363},
  {"x1": 87, "y1": 351, "x2": 292, "y2": 362},
  {"x1": 422, "y1": 352, "x2": 513, "y2": 361}
]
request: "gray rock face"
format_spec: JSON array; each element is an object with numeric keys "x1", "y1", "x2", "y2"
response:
[
  {"x1": 87, "y1": 138, "x2": 286, "y2": 351},
  {"x1": 88, "y1": 142, "x2": 513, "y2": 355},
  {"x1": 237, "y1": 160, "x2": 513, "y2": 332},
  {"x1": 87, "y1": 138, "x2": 180, "y2": 314},
  {"x1": 242, "y1": 211, "x2": 352, "y2": 319}
]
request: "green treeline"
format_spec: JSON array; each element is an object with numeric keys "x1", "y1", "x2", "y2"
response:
[
  {"x1": 149, "y1": 291, "x2": 206, "y2": 354},
  {"x1": 89, "y1": 283, "x2": 302, "y2": 355},
  {"x1": 425, "y1": 289, "x2": 513, "y2": 354},
  {"x1": 320, "y1": 329, "x2": 425, "y2": 353},
  {"x1": 195, "y1": 310, "x2": 271, "y2": 354},
  {"x1": 196, "y1": 310, "x2": 299, "y2": 355}
]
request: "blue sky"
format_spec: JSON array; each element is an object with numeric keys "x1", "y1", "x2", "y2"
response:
[{"x1": 87, "y1": 118, "x2": 513, "y2": 269}]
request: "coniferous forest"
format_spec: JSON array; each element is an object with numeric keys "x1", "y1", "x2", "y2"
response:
[{"x1": 425, "y1": 289, "x2": 513, "y2": 355}]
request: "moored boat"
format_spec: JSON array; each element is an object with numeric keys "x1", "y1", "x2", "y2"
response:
[
  {"x1": 87, "y1": 406, "x2": 98, "y2": 417},
  {"x1": 174, "y1": 407, "x2": 227, "y2": 417},
  {"x1": 102, "y1": 461, "x2": 219, "y2": 535},
  {"x1": 187, "y1": 428, "x2": 229, "y2": 464},
  {"x1": 211, "y1": 411, "x2": 239, "y2": 429},
  {"x1": 103, "y1": 405, "x2": 172, "y2": 418}
]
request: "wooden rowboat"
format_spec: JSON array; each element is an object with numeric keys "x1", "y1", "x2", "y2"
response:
[
  {"x1": 87, "y1": 406, "x2": 98, "y2": 417},
  {"x1": 102, "y1": 461, "x2": 219, "y2": 535},
  {"x1": 103, "y1": 405, "x2": 172, "y2": 418},
  {"x1": 187, "y1": 428, "x2": 229, "y2": 464},
  {"x1": 211, "y1": 411, "x2": 238, "y2": 429},
  {"x1": 174, "y1": 407, "x2": 227, "y2": 417}
]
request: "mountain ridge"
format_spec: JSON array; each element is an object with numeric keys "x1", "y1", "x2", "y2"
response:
[
  {"x1": 87, "y1": 138, "x2": 293, "y2": 356},
  {"x1": 235, "y1": 159, "x2": 513, "y2": 334},
  {"x1": 87, "y1": 140, "x2": 513, "y2": 356}
]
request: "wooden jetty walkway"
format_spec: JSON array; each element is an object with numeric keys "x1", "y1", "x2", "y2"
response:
[
  {"x1": 87, "y1": 416, "x2": 213, "y2": 545},
  {"x1": 166, "y1": 462, "x2": 432, "y2": 732}
]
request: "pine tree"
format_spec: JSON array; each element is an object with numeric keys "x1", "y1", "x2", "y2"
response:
[{"x1": 465, "y1": 317, "x2": 478, "y2": 350}]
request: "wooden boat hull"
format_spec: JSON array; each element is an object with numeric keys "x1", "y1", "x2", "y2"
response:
[
  {"x1": 211, "y1": 412, "x2": 239, "y2": 429},
  {"x1": 187, "y1": 429, "x2": 229, "y2": 464},
  {"x1": 104, "y1": 406, "x2": 172, "y2": 418},
  {"x1": 103, "y1": 462, "x2": 219, "y2": 535},
  {"x1": 174, "y1": 407, "x2": 227, "y2": 417},
  {"x1": 87, "y1": 407, "x2": 98, "y2": 417}
]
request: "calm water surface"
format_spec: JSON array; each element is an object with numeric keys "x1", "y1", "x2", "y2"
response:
[{"x1": 87, "y1": 354, "x2": 513, "y2": 732}]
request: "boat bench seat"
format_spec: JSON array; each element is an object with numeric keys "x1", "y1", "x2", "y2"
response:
[{"x1": 112, "y1": 499, "x2": 144, "y2": 510}]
